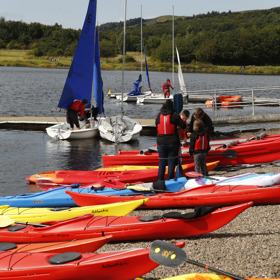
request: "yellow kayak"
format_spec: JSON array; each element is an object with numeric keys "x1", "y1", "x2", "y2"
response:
[
  {"x1": 97, "y1": 165, "x2": 158, "y2": 171},
  {"x1": 157, "y1": 273, "x2": 279, "y2": 280},
  {"x1": 0, "y1": 198, "x2": 148, "y2": 223}
]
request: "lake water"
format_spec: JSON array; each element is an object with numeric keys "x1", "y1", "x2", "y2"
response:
[{"x1": 1, "y1": 66, "x2": 280, "y2": 195}]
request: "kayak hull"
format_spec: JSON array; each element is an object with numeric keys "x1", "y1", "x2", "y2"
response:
[
  {"x1": 67, "y1": 184, "x2": 280, "y2": 209},
  {"x1": 102, "y1": 137, "x2": 280, "y2": 167},
  {"x1": 2, "y1": 236, "x2": 112, "y2": 253},
  {"x1": 26, "y1": 161, "x2": 219, "y2": 185},
  {"x1": 0, "y1": 203, "x2": 251, "y2": 243},
  {"x1": 0, "y1": 199, "x2": 148, "y2": 223},
  {"x1": 0, "y1": 242, "x2": 184, "y2": 280},
  {"x1": 158, "y1": 273, "x2": 280, "y2": 280}
]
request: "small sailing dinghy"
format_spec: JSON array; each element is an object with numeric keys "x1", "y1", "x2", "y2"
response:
[
  {"x1": 98, "y1": 0, "x2": 142, "y2": 143},
  {"x1": 46, "y1": 0, "x2": 104, "y2": 140}
]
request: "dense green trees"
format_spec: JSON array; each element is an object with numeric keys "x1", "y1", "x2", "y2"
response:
[{"x1": 1, "y1": 6, "x2": 280, "y2": 66}]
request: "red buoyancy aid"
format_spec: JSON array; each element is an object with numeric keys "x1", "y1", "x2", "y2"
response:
[
  {"x1": 195, "y1": 133, "x2": 209, "y2": 150},
  {"x1": 163, "y1": 82, "x2": 170, "y2": 89},
  {"x1": 157, "y1": 114, "x2": 175, "y2": 135}
]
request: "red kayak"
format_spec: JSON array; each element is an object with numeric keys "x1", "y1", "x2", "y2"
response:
[
  {"x1": 26, "y1": 161, "x2": 219, "y2": 185},
  {"x1": 0, "y1": 236, "x2": 112, "y2": 253},
  {"x1": 0, "y1": 203, "x2": 251, "y2": 242},
  {"x1": 0, "y1": 241, "x2": 184, "y2": 280},
  {"x1": 67, "y1": 184, "x2": 280, "y2": 208},
  {"x1": 102, "y1": 137, "x2": 280, "y2": 167}
]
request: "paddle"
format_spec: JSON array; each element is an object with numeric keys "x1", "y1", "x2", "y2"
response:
[
  {"x1": 149, "y1": 240, "x2": 246, "y2": 280},
  {"x1": 36, "y1": 179, "x2": 81, "y2": 189},
  {"x1": 174, "y1": 93, "x2": 184, "y2": 178},
  {"x1": 185, "y1": 171, "x2": 221, "y2": 181},
  {"x1": 182, "y1": 150, "x2": 237, "y2": 159},
  {"x1": 0, "y1": 216, "x2": 48, "y2": 228}
]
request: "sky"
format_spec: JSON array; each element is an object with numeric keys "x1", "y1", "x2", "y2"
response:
[{"x1": 1, "y1": 0, "x2": 280, "y2": 30}]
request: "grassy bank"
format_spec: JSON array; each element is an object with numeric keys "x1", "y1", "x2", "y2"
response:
[{"x1": 1, "y1": 49, "x2": 280, "y2": 75}]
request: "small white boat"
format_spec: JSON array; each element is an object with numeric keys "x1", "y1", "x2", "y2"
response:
[
  {"x1": 46, "y1": 119, "x2": 99, "y2": 140},
  {"x1": 98, "y1": 115, "x2": 142, "y2": 143},
  {"x1": 137, "y1": 93, "x2": 173, "y2": 104}
]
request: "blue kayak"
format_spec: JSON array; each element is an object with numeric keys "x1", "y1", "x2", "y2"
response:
[{"x1": 0, "y1": 177, "x2": 187, "y2": 208}]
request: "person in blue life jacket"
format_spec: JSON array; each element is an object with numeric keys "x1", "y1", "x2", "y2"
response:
[
  {"x1": 155, "y1": 99, "x2": 186, "y2": 181},
  {"x1": 162, "y1": 79, "x2": 174, "y2": 98},
  {"x1": 189, "y1": 119, "x2": 211, "y2": 176}
]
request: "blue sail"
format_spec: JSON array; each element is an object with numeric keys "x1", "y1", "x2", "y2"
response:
[
  {"x1": 93, "y1": 27, "x2": 104, "y2": 114},
  {"x1": 143, "y1": 41, "x2": 151, "y2": 91},
  {"x1": 58, "y1": 0, "x2": 97, "y2": 109},
  {"x1": 128, "y1": 74, "x2": 142, "y2": 96}
]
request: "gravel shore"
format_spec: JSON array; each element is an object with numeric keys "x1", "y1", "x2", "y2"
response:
[{"x1": 98, "y1": 130, "x2": 280, "y2": 279}]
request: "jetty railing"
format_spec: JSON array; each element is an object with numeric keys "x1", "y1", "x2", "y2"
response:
[{"x1": 183, "y1": 86, "x2": 280, "y2": 119}]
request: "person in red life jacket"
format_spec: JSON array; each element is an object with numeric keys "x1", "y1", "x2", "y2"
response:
[
  {"x1": 162, "y1": 79, "x2": 174, "y2": 98},
  {"x1": 186, "y1": 107, "x2": 214, "y2": 138},
  {"x1": 67, "y1": 99, "x2": 88, "y2": 130},
  {"x1": 179, "y1": 109, "x2": 190, "y2": 143},
  {"x1": 189, "y1": 119, "x2": 211, "y2": 176},
  {"x1": 155, "y1": 99, "x2": 186, "y2": 181}
]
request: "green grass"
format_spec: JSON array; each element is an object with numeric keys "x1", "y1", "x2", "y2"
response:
[{"x1": 1, "y1": 49, "x2": 280, "y2": 75}]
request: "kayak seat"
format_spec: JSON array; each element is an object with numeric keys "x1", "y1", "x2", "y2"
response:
[
  {"x1": 90, "y1": 185, "x2": 105, "y2": 191},
  {"x1": 163, "y1": 206, "x2": 219, "y2": 219},
  {"x1": 49, "y1": 252, "x2": 82, "y2": 265},
  {"x1": 0, "y1": 242, "x2": 17, "y2": 251},
  {"x1": 139, "y1": 215, "x2": 164, "y2": 222},
  {"x1": 8, "y1": 225, "x2": 26, "y2": 231},
  {"x1": 70, "y1": 183, "x2": 82, "y2": 188},
  {"x1": 50, "y1": 207, "x2": 70, "y2": 211},
  {"x1": 152, "y1": 180, "x2": 166, "y2": 191}
]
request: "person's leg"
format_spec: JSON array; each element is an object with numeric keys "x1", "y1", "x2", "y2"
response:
[
  {"x1": 167, "y1": 144, "x2": 179, "y2": 180},
  {"x1": 193, "y1": 154, "x2": 201, "y2": 174},
  {"x1": 73, "y1": 113, "x2": 80, "y2": 129},
  {"x1": 67, "y1": 110, "x2": 75, "y2": 130},
  {"x1": 157, "y1": 145, "x2": 168, "y2": 181}
]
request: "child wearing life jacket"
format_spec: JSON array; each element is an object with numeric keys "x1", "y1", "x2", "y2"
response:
[
  {"x1": 179, "y1": 109, "x2": 190, "y2": 143},
  {"x1": 189, "y1": 119, "x2": 210, "y2": 176}
]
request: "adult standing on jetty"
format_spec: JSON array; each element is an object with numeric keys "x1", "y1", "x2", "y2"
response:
[
  {"x1": 186, "y1": 108, "x2": 214, "y2": 138},
  {"x1": 66, "y1": 99, "x2": 88, "y2": 130},
  {"x1": 155, "y1": 99, "x2": 186, "y2": 181},
  {"x1": 162, "y1": 79, "x2": 174, "y2": 98}
]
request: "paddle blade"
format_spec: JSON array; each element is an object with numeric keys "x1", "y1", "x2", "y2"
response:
[
  {"x1": 150, "y1": 240, "x2": 186, "y2": 267},
  {"x1": 0, "y1": 216, "x2": 15, "y2": 228}
]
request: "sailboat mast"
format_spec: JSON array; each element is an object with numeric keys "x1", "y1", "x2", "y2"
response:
[
  {"x1": 121, "y1": 0, "x2": 127, "y2": 117},
  {"x1": 172, "y1": 5, "x2": 175, "y2": 92},
  {"x1": 141, "y1": 5, "x2": 143, "y2": 75}
]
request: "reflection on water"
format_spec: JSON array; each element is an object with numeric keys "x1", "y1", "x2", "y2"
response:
[{"x1": 0, "y1": 130, "x2": 155, "y2": 196}]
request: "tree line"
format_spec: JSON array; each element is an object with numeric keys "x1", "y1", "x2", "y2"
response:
[{"x1": 1, "y1": 6, "x2": 280, "y2": 66}]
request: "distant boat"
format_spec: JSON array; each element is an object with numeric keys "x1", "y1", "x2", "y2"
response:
[
  {"x1": 46, "y1": 0, "x2": 103, "y2": 140},
  {"x1": 98, "y1": 0, "x2": 142, "y2": 143}
]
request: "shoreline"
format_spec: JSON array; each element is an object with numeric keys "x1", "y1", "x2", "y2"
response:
[{"x1": 1, "y1": 50, "x2": 280, "y2": 75}]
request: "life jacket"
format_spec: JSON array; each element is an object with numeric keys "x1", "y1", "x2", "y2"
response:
[
  {"x1": 195, "y1": 133, "x2": 209, "y2": 150},
  {"x1": 163, "y1": 82, "x2": 170, "y2": 89},
  {"x1": 157, "y1": 114, "x2": 175, "y2": 135}
]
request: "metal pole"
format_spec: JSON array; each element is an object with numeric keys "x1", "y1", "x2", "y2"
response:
[
  {"x1": 172, "y1": 5, "x2": 174, "y2": 92},
  {"x1": 141, "y1": 5, "x2": 143, "y2": 75},
  {"x1": 121, "y1": 0, "x2": 127, "y2": 118},
  {"x1": 252, "y1": 88, "x2": 255, "y2": 115}
]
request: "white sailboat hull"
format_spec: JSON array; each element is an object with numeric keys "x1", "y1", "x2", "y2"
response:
[
  {"x1": 116, "y1": 91, "x2": 152, "y2": 102},
  {"x1": 98, "y1": 115, "x2": 142, "y2": 143},
  {"x1": 137, "y1": 93, "x2": 173, "y2": 104},
  {"x1": 46, "y1": 119, "x2": 99, "y2": 140}
]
